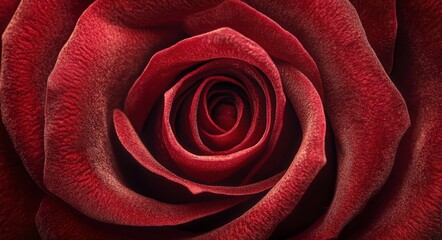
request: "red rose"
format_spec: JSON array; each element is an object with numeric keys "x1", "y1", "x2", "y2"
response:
[{"x1": 1, "y1": 0, "x2": 441, "y2": 239}]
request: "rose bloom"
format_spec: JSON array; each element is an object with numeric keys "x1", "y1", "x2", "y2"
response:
[{"x1": 0, "y1": 0, "x2": 441, "y2": 239}]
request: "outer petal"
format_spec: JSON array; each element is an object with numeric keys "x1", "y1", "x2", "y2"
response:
[
  {"x1": 44, "y1": 1, "x2": 245, "y2": 227},
  {"x1": 183, "y1": 0, "x2": 323, "y2": 97},
  {"x1": 244, "y1": 1, "x2": 410, "y2": 238},
  {"x1": 0, "y1": 0, "x2": 93, "y2": 186},
  {"x1": 0, "y1": 0, "x2": 19, "y2": 38},
  {"x1": 0, "y1": 122, "x2": 42, "y2": 239},
  {"x1": 343, "y1": 0, "x2": 442, "y2": 238},
  {"x1": 0, "y1": 2, "x2": 42, "y2": 239},
  {"x1": 106, "y1": 0, "x2": 223, "y2": 27},
  {"x1": 349, "y1": 0, "x2": 397, "y2": 73},
  {"x1": 36, "y1": 197, "x2": 195, "y2": 240}
]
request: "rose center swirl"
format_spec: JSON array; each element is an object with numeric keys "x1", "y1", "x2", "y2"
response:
[{"x1": 116, "y1": 27, "x2": 307, "y2": 191}]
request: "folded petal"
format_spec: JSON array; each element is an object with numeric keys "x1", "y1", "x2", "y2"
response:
[
  {"x1": 114, "y1": 109, "x2": 282, "y2": 196},
  {"x1": 0, "y1": 2, "x2": 41, "y2": 239},
  {"x1": 244, "y1": 1, "x2": 410, "y2": 238},
  {"x1": 44, "y1": 2, "x2": 245, "y2": 227},
  {"x1": 36, "y1": 196, "x2": 195, "y2": 240},
  {"x1": 184, "y1": 0, "x2": 323, "y2": 97},
  {"x1": 0, "y1": 0, "x2": 93, "y2": 186},
  {"x1": 342, "y1": 0, "x2": 442, "y2": 238},
  {"x1": 196, "y1": 64, "x2": 326, "y2": 239},
  {"x1": 349, "y1": 0, "x2": 397, "y2": 72}
]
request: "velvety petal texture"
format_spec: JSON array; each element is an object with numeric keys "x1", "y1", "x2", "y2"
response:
[
  {"x1": 0, "y1": 0, "x2": 440, "y2": 239},
  {"x1": 0, "y1": 0, "x2": 19, "y2": 42},
  {"x1": 123, "y1": 28, "x2": 286, "y2": 183},
  {"x1": 243, "y1": 1, "x2": 410, "y2": 238},
  {"x1": 342, "y1": 0, "x2": 442, "y2": 238},
  {"x1": 0, "y1": 123, "x2": 42, "y2": 239},
  {"x1": 36, "y1": 197, "x2": 196, "y2": 240},
  {"x1": 0, "y1": 0, "x2": 93, "y2": 186},
  {"x1": 44, "y1": 1, "x2": 252, "y2": 227},
  {"x1": 349, "y1": 0, "x2": 397, "y2": 73},
  {"x1": 0, "y1": 1, "x2": 42, "y2": 239},
  {"x1": 196, "y1": 63, "x2": 327, "y2": 239}
]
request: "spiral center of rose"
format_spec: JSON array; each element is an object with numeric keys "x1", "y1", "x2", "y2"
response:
[
  {"x1": 210, "y1": 100, "x2": 236, "y2": 130},
  {"x1": 119, "y1": 28, "x2": 301, "y2": 185}
]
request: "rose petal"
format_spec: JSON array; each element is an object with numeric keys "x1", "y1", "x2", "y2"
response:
[
  {"x1": 244, "y1": 1, "x2": 410, "y2": 238},
  {"x1": 106, "y1": 0, "x2": 223, "y2": 27},
  {"x1": 196, "y1": 64, "x2": 326, "y2": 239},
  {"x1": 183, "y1": 0, "x2": 323, "y2": 97},
  {"x1": 114, "y1": 109, "x2": 282, "y2": 195},
  {"x1": 349, "y1": 0, "x2": 397, "y2": 73},
  {"x1": 0, "y1": 0, "x2": 19, "y2": 35},
  {"x1": 342, "y1": 0, "x2": 442, "y2": 238},
  {"x1": 0, "y1": 2, "x2": 41, "y2": 239},
  {"x1": 0, "y1": 0, "x2": 93, "y2": 187},
  {"x1": 36, "y1": 196, "x2": 195, "y2": 240},
  {"x1": 44, "y1": 2, "x2": 244, "y2": 226},
  {"x1": 0, "y1": 122, "x2": 42, "y2": 239},
  {"x1": 206, "y1": 93, "x2": 238, "y2": 131},
  {"x1": 270, "y1": 121, "x2": 336, "y2": 239}
]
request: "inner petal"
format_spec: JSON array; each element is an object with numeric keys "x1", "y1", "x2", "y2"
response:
[
  {"x1": 193, "y1": 75, "x2": 255, "y2": 153},
  {"x1": 172, "y1": 71, "x2": 255, "y2": 154},
  {"x1": 197, "y1": 81, "x2": 251, "y2": 152},
  {"x1": 210, "y1": 97, "x2": 237, "y2": 131}
]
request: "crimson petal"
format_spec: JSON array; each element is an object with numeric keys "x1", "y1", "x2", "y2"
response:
[
  {"x1": 244, "y1": 1, "x2": 410, "y2": 238},
  {"x1": 0, "y1": 122, "x2": 42, "y2": 239},
  {"x1": 197, "y1": 64, "x2": 326, "y2": 239},
  {"x1": 0, "y1": 2, "x2": 42, "y2": 239},
  {"x1": 36, "y1": 197, "x2": 195, "y2": 240},
  {"x1": 114, "y1": 109, "x2": 282, "y2": 195},
  {"x1": 116, "y1": 29, "x2": 287, "y2": 195},
  {"x1": 0, "y1": 0, "x2": 93, "y2": 187},
  {"x1": 349, "y1": 0, "x2": 397, "y2": 73},
  {"x1": 44, "y1": 2, "x2": 244, "y2": 226},
  {"x1": 344, "y1": 0, "x2": 442, "y2": 238},
  {"x1": 183, "y1": 0, "x2": 323, "y2": 97}
]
